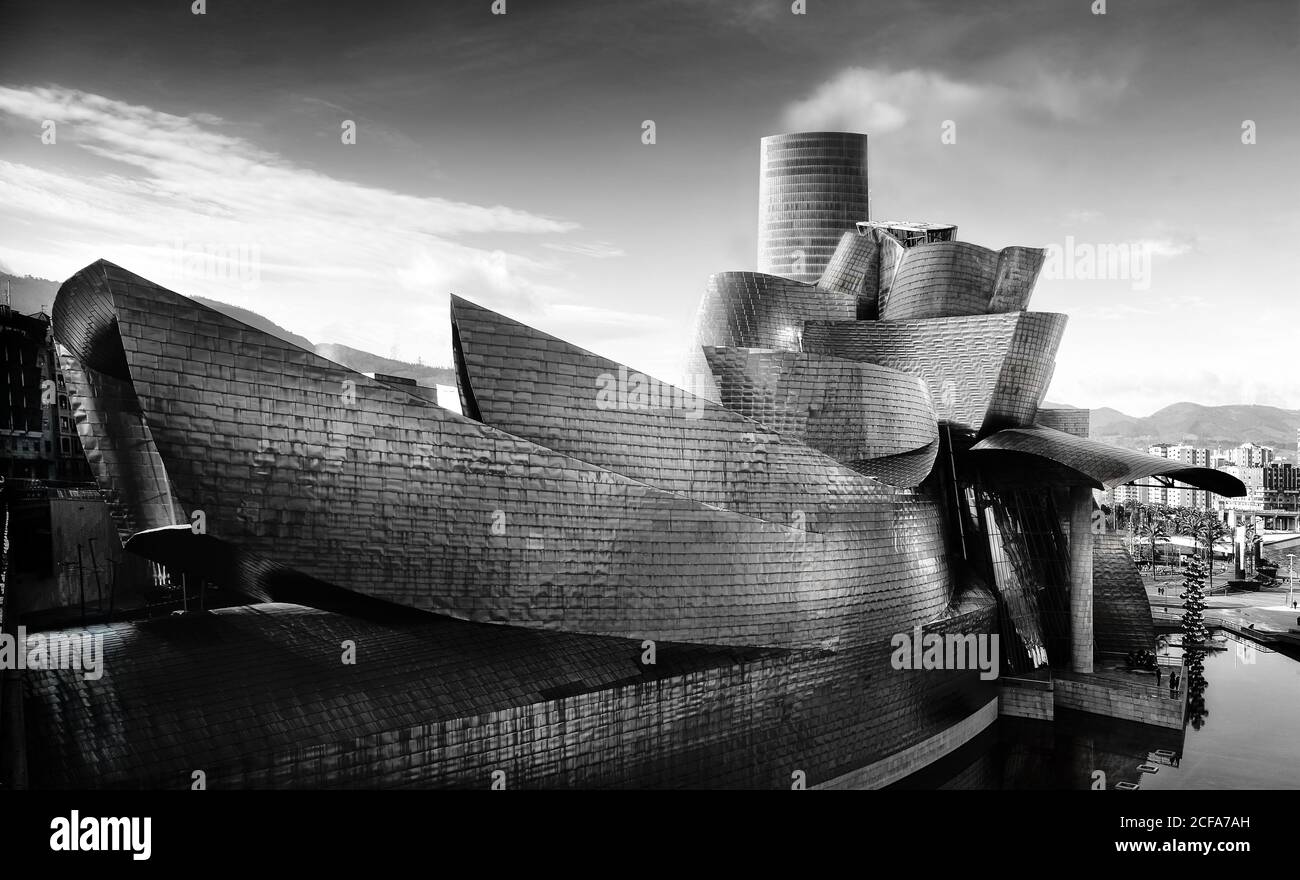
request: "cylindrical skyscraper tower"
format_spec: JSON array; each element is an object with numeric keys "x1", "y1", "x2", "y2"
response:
[{"x1": 758, "y1": 131, "x2": 869, "y2": 284}]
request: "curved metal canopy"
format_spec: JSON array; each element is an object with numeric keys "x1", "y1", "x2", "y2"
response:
[{"x1": 970, "y1": 425, "x2": 1247, "y2": 497}]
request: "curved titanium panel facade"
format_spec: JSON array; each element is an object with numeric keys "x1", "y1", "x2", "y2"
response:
[
  {"x1": 986, "y1": 246, "x2": 1047, "y2": 313},
  {"x1": 883, "y1": 242, "x2": 999, "y2": 320},
  {"x1": 449, "y1": 294, "x2": 954, "y2": 642},
  {"x1": 687, "y1": 270, "x2": 856, "y2": 400},
  {"x1": 52, "y1": 265, "x2": 188, "y2": 536},
  {"x1": 758, "y1": 132, "x2": 869, "y2": 283},
  {"x1": 698, "y1": 345, "x2": 938, "y2": 485},
  {"x1": 970, "y1": 425, "x2": 1249, "y2": 495},
  {"x1": 880, "y1": 242, "x2": 1047, "y2": 321},
  {"x1": 802, "y1": 312, "x2": 1067, "y2": 434},
  {"x1": 817, "y1": 228, "x2": 905, "y2": 320},
  {"x1": 1033, "y1": 407, "x2": 1091, "y2": 438}
]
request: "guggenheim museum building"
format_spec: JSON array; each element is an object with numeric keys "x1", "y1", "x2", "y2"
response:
[{"x1": 11, "y1": 131, "x2": 1242, "y2": 789}]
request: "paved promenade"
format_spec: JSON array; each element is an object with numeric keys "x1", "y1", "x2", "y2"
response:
[{"x1": 1142, "y1": 570, "x2": 1300, "y2": 634}]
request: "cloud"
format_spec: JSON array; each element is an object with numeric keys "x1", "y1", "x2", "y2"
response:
[
  {"x1": 542, "y1": 241, "x2": 626, "y2": 259},
  {"x1": 0, "y1": 84, "x2": 593, "y2": 365},
  {"x1": 783, "y1": 69, "x2": 985, "y2": 134},
  {"x1": 1136, "y1": 237, "x2": 1195, "y2": 258},
  {"x1": 1089, "y1": 303, "x2": 1158, "y2": 321},
  {"x1": 1016, "y1": 68, "x2": 1129, "y2": 123},
  {"x1": 1065, "y1": 209, "x2": 1104, "y2": 224},
  {"x1": 547, "y1": 301, "x2": 670, "y2": 336},
  {"x1": 782, "y1": 64, "x2": 1129, "y2": 134}
]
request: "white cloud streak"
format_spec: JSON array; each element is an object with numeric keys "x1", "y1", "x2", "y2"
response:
[
  {"x1": 0, "y1": 85, "x2": 594, "y2": 365},
  {"x1": 782, "y1": 65, "x2": 1129, "y2": 134}
]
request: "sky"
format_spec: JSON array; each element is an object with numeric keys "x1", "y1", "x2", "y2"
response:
[{"x1": 1, "y1": 0, "x2": 1297, "y2": 415}]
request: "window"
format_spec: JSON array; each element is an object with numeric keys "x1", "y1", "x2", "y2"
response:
[
  {"x1": 60, "y1": 416, "x2": 70, "y2": 432},
  {"x1": 60, "y1": 437, "x2": 71, "y2": 454}
]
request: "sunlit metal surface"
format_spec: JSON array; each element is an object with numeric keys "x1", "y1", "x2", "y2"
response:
[
  {"x1": 803, "y1": 312, "x2": 1067, "y2": 434},
  {"x1": 699, "y1": 346, "x2": 938, "y2": 486},
  {"x1": 880, "y1": 241, "x2": 1045, "y2": 320}
]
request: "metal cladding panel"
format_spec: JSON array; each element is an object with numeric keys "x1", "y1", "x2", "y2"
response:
[
  {"x1": 816, "y1": 228, "x2": 904, "y2": 319},
  {"x1": 449, "y1": 294, "x2": 954, "y2": 642},
  {"x1": 985, "y1": 311, "x2": 1067, "y2": 432},
  {"x1": 699, "y1": 346, "x2": 938, "y2": 485},
  {"x1": 758, "y1": 132, "x2": 869, "y2": 284},
  {"x1": 51, "y1": 262, "x2": 954, "y2": 651},
  {"x1": 51, "y1": 264, "x2": 186, "y2": 539},
  {"x1": 1092, "y1": 533, "x2": 1158, "y2": 656},
  {"x1": 802, "y1": 312, "x2": 1066, "y2": 434},
  {"x1": 818, "y1": 231, "x2": 876, "y2": 298},
  {"x1": 851, "y1": 440, "x2": 942, "y2": 488},
  {"x1": 880, "y1": 242, "x2": 1047, "y2": 321},
  {"x1": 453, "y1": 296, "x2": 861, "y2": 516},
  {"x1": 1034, "y1": 407, "x2": 1091, "y2": 438},
  {"x1": 56, "y1": 353, "x2": 184, "y2": 542},
  {"x1": 687, "y1": 270, "x2": 856, "y2": 401},
  {"x1": 876, "y1": 233, "x2": 905, "y2": 306},
  {"x1": 22, "y1": 602, "x2": 997, "y2": 789},
  {"x1": 987, "y1": 246, "x2": 1047, "y2": 313},
  {"x1": 970, "y1": 425, "x2": 1249, "y2": 496},
  {"x1": 882, "y1": 242, "x2": 998, "y2": 320}
]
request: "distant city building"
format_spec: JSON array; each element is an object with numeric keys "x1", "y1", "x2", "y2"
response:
[
  {"x1": 1111, "y1": 442, "x2": 1278, "y2": 513},
  {"x1": 1215, "y1": 465, "x2": 1266, "y2": 515},
  {"x1": 1262, "y1": 461, "x2": 1300, "y2": 512},
  {"x1": 1, "y1": 304, "x2": 91, "y2": 481},
  {"x1": 1144, "y1": 443, "x2": 1213, "y2": 508},
  {"x1": 1110, "y1": 483, "x2": 1146, "y2": 506},
  {"x1": 1213, "y1": 441, "x2": 1274, "y2": 469},
  {"x1": 1264, "y1": 461, "x2": 1300, "y2": 491}
]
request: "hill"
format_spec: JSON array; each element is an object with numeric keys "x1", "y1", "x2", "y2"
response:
[
  {"x1": 193, "y1": 299, "x2": 455, "y2": 387},
  {"x1": 1, "y1": 271, "x2": 60, "y2": 315},
  {"x1": 1088, "y1": 402, "x2": 1300, "y2": 453},
  {"x1": 312, "y1": 343, "x2": 455, "y2": 386},
  {"x1": 192, "y1": 296, "x2": 315, "y2": 351}
]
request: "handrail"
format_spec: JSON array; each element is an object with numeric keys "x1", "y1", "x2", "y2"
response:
[{"x1": 999, "y1": 673, "x2": 1053, "y2": 690}]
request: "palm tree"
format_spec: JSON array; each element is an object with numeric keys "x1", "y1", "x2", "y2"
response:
[
  {"x1": 1174, "y1": 509, "x2": 1228, "y2": 593},
  {"x1": 1204, "y1": 516, "x2": 1228, "y2": 592},
  {"x1": 1139, "y1": 516, "x2": 1171, "y2": 580}
]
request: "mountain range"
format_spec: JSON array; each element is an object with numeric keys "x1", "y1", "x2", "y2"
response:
[{"x1": 1086, "y1": 403, "x2": 1300, "y2": 455}]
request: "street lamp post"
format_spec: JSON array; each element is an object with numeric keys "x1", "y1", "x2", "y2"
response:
[{"x1": 1289, "y1": 554, "x2": 1295, "y2": 610}]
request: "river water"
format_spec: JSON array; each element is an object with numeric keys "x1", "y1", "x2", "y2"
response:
[{"x1": 903, "y1": 634, "x2": 1300, "y2": 790}]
